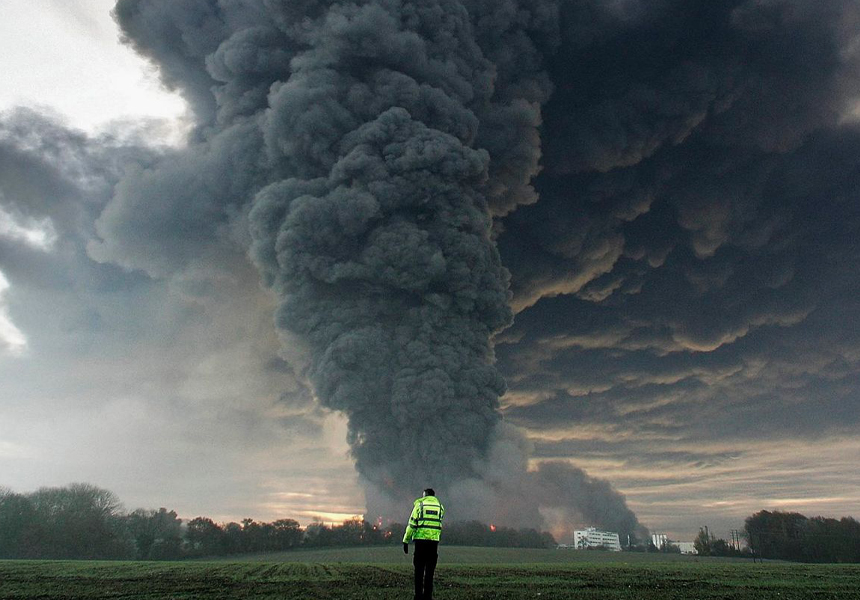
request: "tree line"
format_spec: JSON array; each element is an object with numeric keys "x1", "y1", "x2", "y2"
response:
[
  {"x1": 744, "y1": 510, "x2": 860, "y2": 563},
  {"x1": 693, "y1": 528, "x2": 746, "y2": 558},
  {"x1": 688, "y1": 510, "x2": 860, "y2": 562},
  {"x1": 0, "y1": 484, "x2": 555, "y2": 560}
]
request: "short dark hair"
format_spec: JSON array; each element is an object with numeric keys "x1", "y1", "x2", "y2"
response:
[{"x1": 423, "y1": 488, "x2": 435, "y2": 496}]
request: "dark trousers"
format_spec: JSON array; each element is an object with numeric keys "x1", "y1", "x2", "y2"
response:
[{"x1": 413, "y1": 539, "x2": 439, "y2": 600}]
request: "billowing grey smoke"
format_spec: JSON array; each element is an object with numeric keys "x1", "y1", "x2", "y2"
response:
[
  {"x1": 100, "y1": 0, "x2": 644, "y2": 536},
  {"x1": 249, "y1": 106, "x2": 512, "y2": 494},
  {"x1": 448, "y1": 424, "x2": 643, "y2": 538},
  {"x1": 245, "y1": 0, "x2": 535, "y2": 508}
]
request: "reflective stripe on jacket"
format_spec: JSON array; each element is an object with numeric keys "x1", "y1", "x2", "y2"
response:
[{"x1": 402, "y1": 496, "x2": 445, "y2": 542}]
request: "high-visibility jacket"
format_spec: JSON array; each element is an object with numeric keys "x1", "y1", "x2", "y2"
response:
[{"x1": 403, "y1": 495, "x2": 445, "y2": 542}]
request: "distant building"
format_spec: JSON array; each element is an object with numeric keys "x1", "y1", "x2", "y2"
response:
[
  {"x1": 677, "y1": 542, "x2": 698, "y2": 555},
  {"x1": 573, "y1": 527, "x2": 622, "y2": 551},
  {"x1": 650, "y1": 534, "x2": 697, "y2": 554}
]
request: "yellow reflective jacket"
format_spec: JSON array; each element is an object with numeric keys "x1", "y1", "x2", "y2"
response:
[{"x1": 402, "y1": 496, "x2": 445, "y2": 542}]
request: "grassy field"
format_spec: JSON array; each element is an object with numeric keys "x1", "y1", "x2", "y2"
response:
[
  {"x1": 2, "y1": 547, "x2": 859, "y2": 599},
  {"x1": 206, "y1": 545, "x2": 756, "y2": 564}
]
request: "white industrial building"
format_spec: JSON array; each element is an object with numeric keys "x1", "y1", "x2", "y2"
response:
[
  {"x1": 573, "y1": 527, "x2": 622, "y2": 551},
  {"x1": 677, "y1": 542, "x2": 698, "y2": 555},
  {"x1": 651, "y1": 533, "x2": 698, "y2": 555}
]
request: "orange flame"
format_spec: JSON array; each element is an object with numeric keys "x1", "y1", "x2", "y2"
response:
[{"x1": 490, "y1": 524, "x2": 496, "y2": 532}]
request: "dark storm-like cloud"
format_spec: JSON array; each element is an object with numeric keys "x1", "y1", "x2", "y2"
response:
[
  {"x1": 496, "y1": 0, "x2": 860, "y2": 519},
  {"x1": 542, "y1": 0, "x2": 860, "y2": 174},
  {"x1": 503, "y1": 0, "x2": 860, "y2": 306},
  {"x1": 499, "y1": 132, "x2": 860, "y2": 441}
]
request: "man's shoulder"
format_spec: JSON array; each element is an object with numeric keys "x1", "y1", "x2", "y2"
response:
[{"x1": 414, "y1": 495, "x2": 444, "y2": 507}]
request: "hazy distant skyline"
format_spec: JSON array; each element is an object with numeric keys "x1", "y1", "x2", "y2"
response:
[{"x1": 2, "y1": 0, "x2": 859, "y2": 542}]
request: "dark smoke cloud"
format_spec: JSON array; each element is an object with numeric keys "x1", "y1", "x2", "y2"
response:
[
  {"x1": 494, "y1": 0, "x2": 860, "y2": 533},
  {"x1": 541, "y1": 0, "x2": 860, "y2": 174},
  {"x1": 498, "y1": 0, "x2": 860, "y2": 388},
  {"x1": 20, "y1": 0, "x2": 859, "y2": 538},
  {"x1": 250, "y1": 106, "x2": 511, "y2": 492},
  {"x1": 245, "y1": 0, "x2": 527, "y2": 509},
  {"x1": 99, "y1": 0, "x2": 644, "y2": 535}
]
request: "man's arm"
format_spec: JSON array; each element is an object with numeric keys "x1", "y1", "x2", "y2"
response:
[{"x1": 402, "y1": 502, "x2": 420, "y2": 544}]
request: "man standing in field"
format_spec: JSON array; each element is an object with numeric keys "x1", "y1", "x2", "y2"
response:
[{"x1": 403, "y1": 488, "x2": 445, "y2": 600}]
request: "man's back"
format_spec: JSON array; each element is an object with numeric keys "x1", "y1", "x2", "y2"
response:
[
  {"x1": 405, "y1": 495, "x2": 445, "y2": 541},
  {"x1": 403, "y1": 489, "x2": 444, "y2": 600}
]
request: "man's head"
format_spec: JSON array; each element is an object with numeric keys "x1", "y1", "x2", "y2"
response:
[{"x1": 423, "y1": 488, "x2": 435, "y2": 497}]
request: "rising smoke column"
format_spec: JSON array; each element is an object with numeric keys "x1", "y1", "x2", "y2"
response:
[
  {"x1": 248, "y1": 0, "x2": 524, "y2": 508},
  {"x1": 245, "y1": 0, "x2": 641, "y2": 534},
  {"x1": 251, "y1": 106, "x2": 512, "y2": 503},
  {"x1": 104, "y1": 0, "x2": 645, "y2": 535}
]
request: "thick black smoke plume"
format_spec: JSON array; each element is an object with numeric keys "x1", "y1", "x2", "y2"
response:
[
  {"x1": 99, "y1": 0, "x2": 651, "y2": 536},
  {"x1": 244, "y1": 0, "x2": 557, "y2": 518}
]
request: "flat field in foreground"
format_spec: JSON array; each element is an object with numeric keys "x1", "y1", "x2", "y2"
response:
[{"x1": 2, "y1": 547, "x2": 859, "y2": 599}]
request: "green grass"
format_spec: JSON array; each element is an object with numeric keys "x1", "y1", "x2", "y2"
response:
[
  {"x1": 207, "y1": 545, "x2": 754, "y2": 564},
  {"x1": 2, "y1": 547, "x2": 859, "y2": 599}
]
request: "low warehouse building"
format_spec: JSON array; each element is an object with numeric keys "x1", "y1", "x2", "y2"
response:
[{"x1": 573, "y1": 527, "x2": 622, "y2": 551}]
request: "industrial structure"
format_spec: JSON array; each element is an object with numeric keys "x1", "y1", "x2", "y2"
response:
[
  {"x1": 573, "y1": 527, "x2": 622, "y2": 551},
  {"x1": 677, "y1": 542, "x2": 697, "y2": 555},
  {"x1": 651, "y1": 533, "x2": 698, "y2": 554}
]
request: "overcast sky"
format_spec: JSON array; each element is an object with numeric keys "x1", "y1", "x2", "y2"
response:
[
  {"x1": 0, "y1": 0, "x2": 361, "y2": 526},
  {"x1": 0, "y1": 0, "x2": 185, "y2": 133},
  {"x1": 2, "y1": 0, "x2": 859, "y2": 542}
]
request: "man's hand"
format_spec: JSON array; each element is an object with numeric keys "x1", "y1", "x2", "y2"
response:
[{"x1": 403, "y1": 542, "x2": 409, "y2": 554}]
